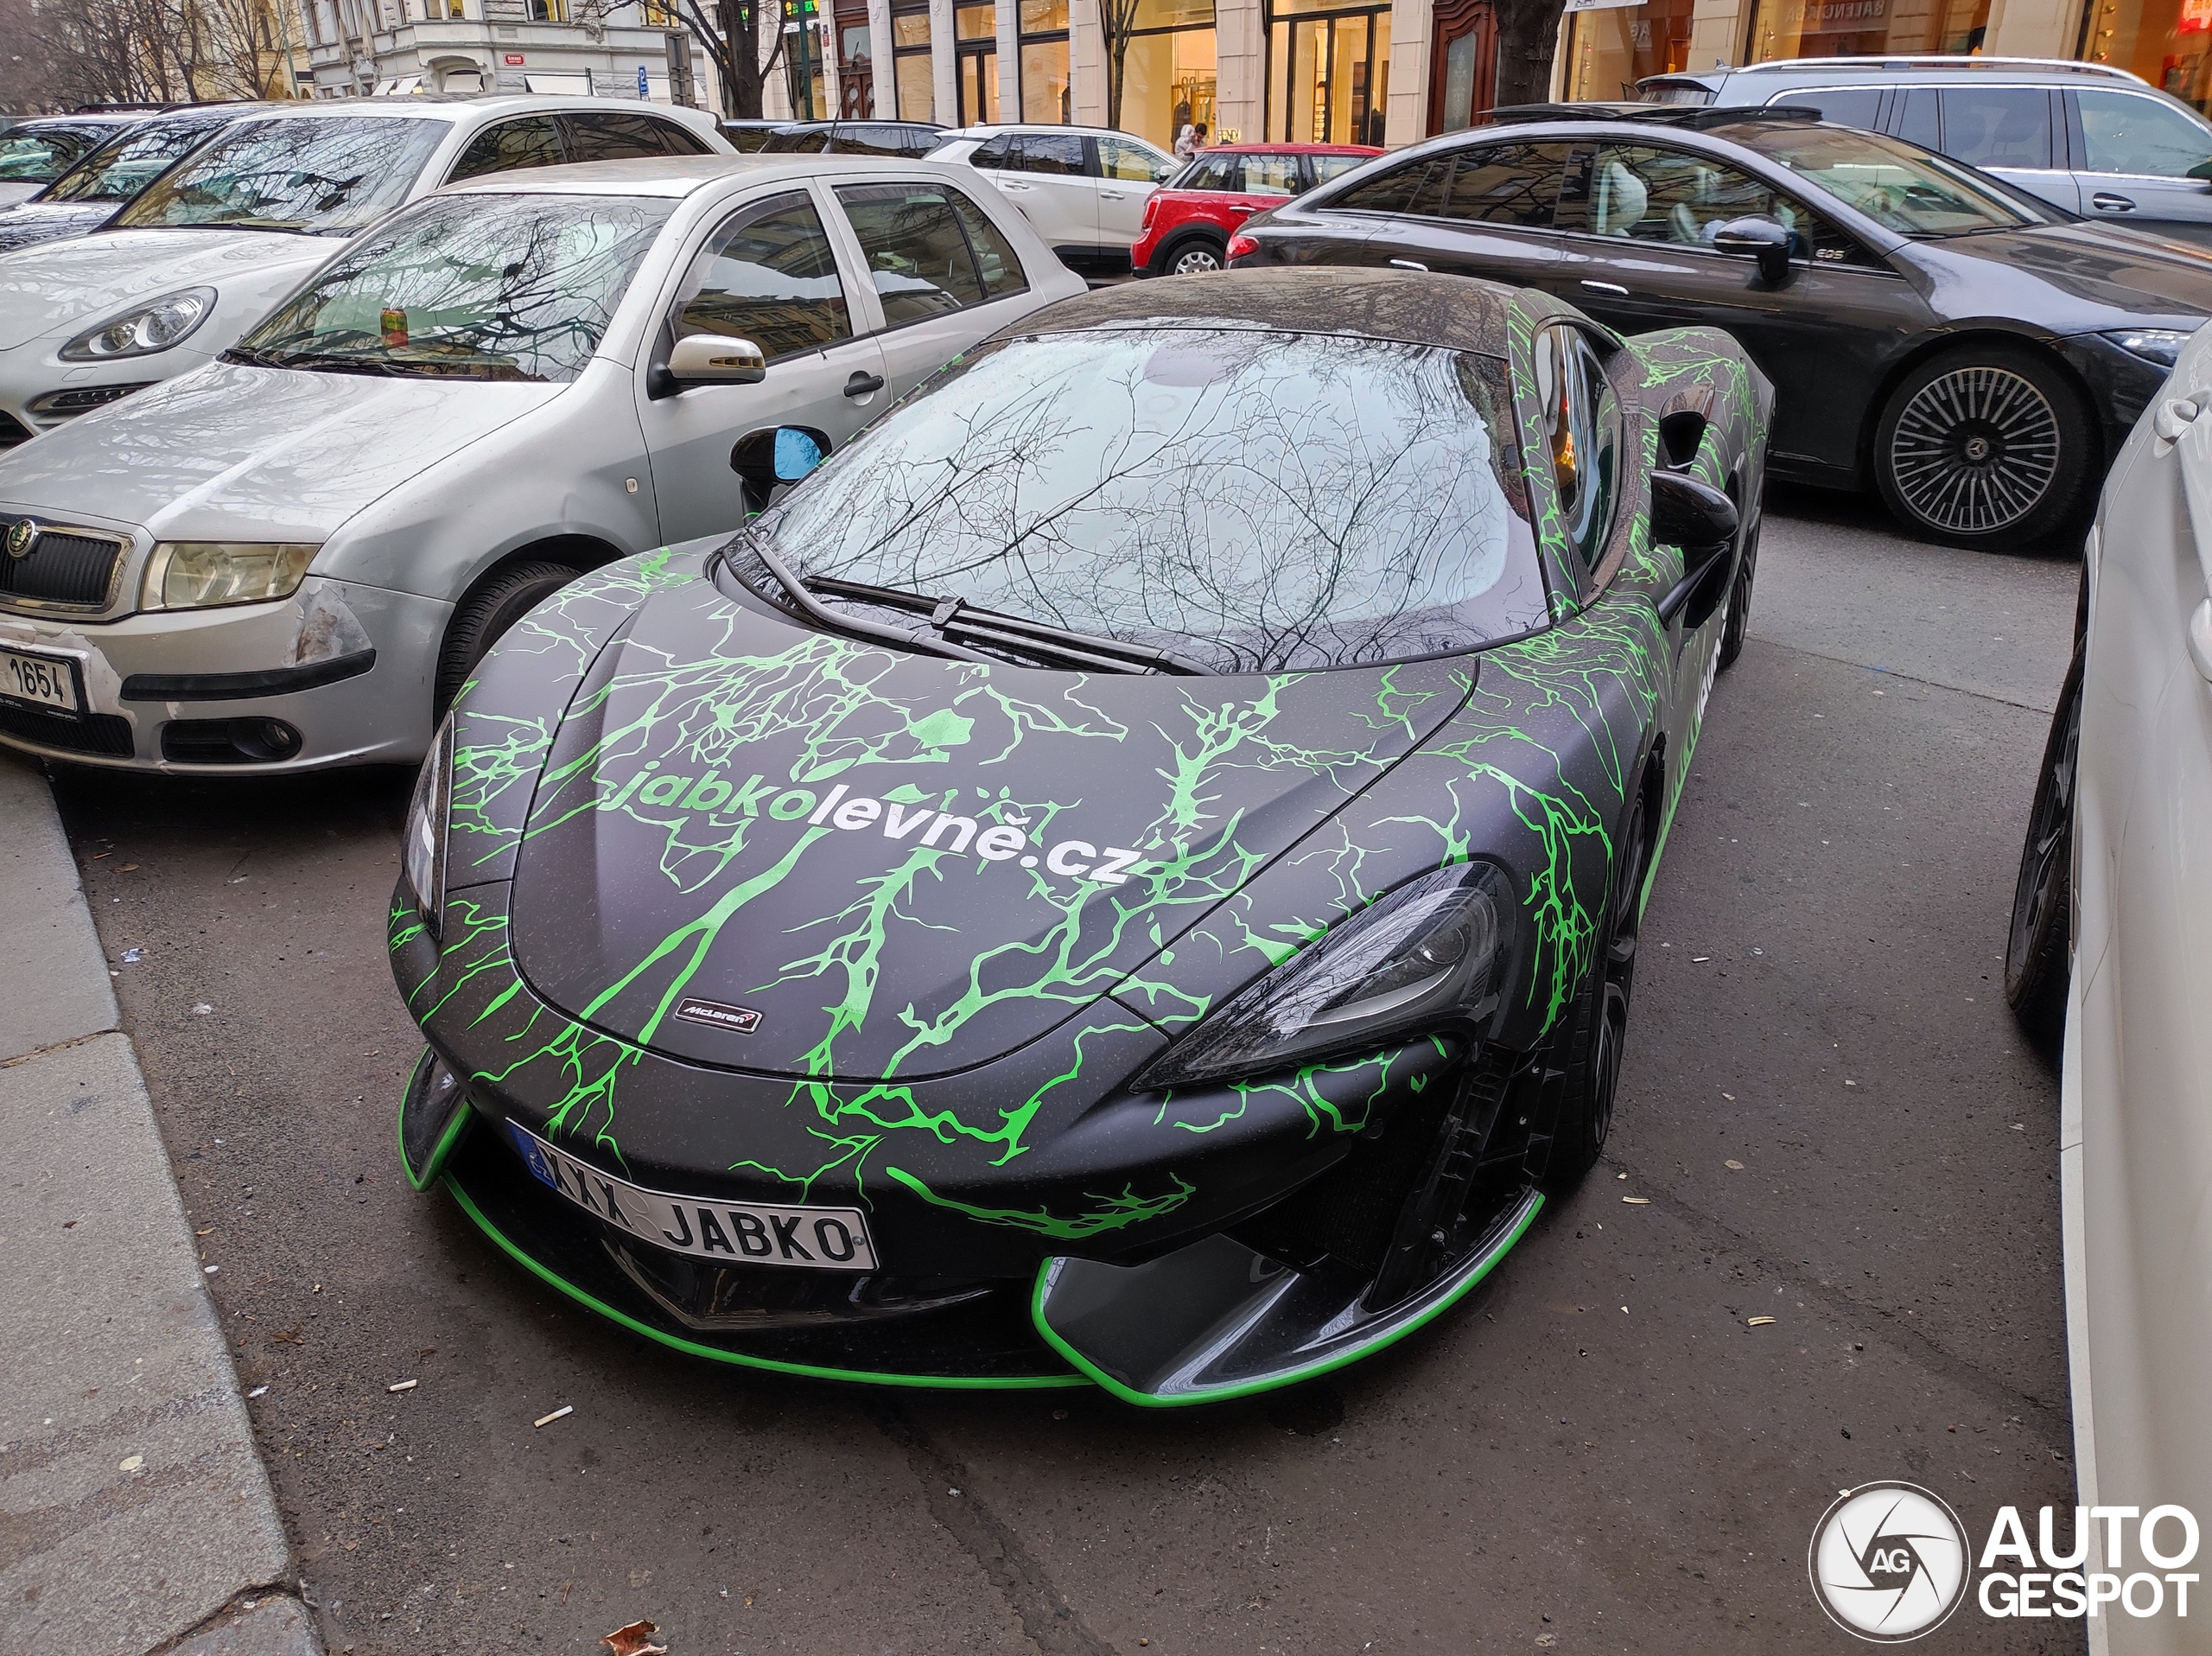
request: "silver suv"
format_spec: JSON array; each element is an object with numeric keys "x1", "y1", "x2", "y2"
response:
[{"x1": 1640, "y1": 57, "x2": 2212, "y2": 244}]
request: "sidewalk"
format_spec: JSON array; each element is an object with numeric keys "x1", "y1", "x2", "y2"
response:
[{"x1": 1, "y1": 752, "x2": 322, "y2": 1656}]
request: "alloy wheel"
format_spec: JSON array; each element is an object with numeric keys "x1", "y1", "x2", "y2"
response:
[
  {"x1": 1887, "y1": 365, "x2": 2062, "y2": 535},
  {"x1": 1170, "y1": 245, "x2": 1224, "y2": 276}
]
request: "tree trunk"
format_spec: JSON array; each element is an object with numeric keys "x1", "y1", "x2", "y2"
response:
[{"x1": 1491, "y1": 0, "x2": 1564, "y2": 108}]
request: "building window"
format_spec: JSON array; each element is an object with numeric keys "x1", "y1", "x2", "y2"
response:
[
  {"x1": 1019, "y1": 0, "x2": 1071, "y2": 120},
  {"x1": 836, "y1": 0, "x2": 874, "y2": 115},
  {"x1": 1562, "y1": 0, "x2": 1693, "y2": 99},
  {"x1": 528, "y1": 0, "x2": 568, "y2": 20},
  {"x1": 1265, "y1": 0, "x2": 1388, "y2": 143},
  {"x1": 1744, "y1": 0, "x2": 1987, "y2": 62},
  {"x1": 1114, "y1": 0, "x2": 1215, "y2": 150},
  {"x1": 956, "y1": 2, "x2": 1000, "y2": 123},
  {"x1": 2080, "y1": 0, "x2": 2212, "y2": 113},
  {"x1": 893, "y1": 0, "x2": 933, "y2": 119}
]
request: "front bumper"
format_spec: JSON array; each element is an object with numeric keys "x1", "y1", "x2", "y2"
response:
[
  {"x1": 0, "y1": 576, "x2": 450, "y2": 770},
  {"x1": 0, "y1": 337, "x2": 219, "y2": 448}
]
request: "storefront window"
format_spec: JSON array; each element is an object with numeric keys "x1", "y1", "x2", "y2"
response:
[
  {"x1": 837, "y1": 0, "x2": 874, "y2": 116},
  {"x1": 1020, "y1": 0, "x2": 1073, "y2": 120},
  {"x1": 1267, "y1": 0, "x2": 1389, "y2": 143},
  {"x1": 1745, "y1": 0, "x2": 1988, "y2": 61},
  {"x1": 1113, "y1": 0, "x2": 1216, "y2": 149},
  {"x1": 957, "y1": 1, "x2": 1000, "y2": 122},
  {"x1": 2082, "y1": 0, "x2": 2212, "y2": 113},
  {"x1": 893, "y1": 1, "x2": 935, "y2": 119},
  {"x1": 1562, "y1": 0, "x2": 1694, "y2": 101}
]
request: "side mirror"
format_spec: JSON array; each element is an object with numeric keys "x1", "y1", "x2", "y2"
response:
[
  {"x1": 667, "y1": 333, "x2": 766, "y2": 385},
  {"x1": 730, "y1": 425, "x2": 828, "y2": 510},
  {"x1": 1651, "y1": 470, "x2": 1740, "y2": 629},
  {"x1": 1710, "y1": 215, "x2": 1792, "y2": 285}
]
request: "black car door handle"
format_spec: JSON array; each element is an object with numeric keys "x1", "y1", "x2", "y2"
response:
[
  {"x1": 2091, "y1": 192, "x2": 2136, "y2": 212},
  {"x1": 844, "y1": 372, "x2": 887, "y2": 398}
]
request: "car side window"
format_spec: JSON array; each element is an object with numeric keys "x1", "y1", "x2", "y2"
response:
[
  {"x1": 1431, "y1": 142, "x2": 1575, "y2": 226},
  {"x1": 1100, "y1": 136, "x2": 1174, "y2": 183},
  {"x1": 948, "y1": 189, "x2": 1027, "y2": 297},
  {"x1": 671, "y1": 190, "x2": 853, "y2": 363},
  {"x1": 1329, "y1": 155, "x2": 1446, "y2": 214},
  {"x1": 1895, "y1": 87, "x2": 1940, "y2": 150},
  {"x1": 1306, "y1": 152, "x2": 1371, "y2": 187},
  {"x1": 1769, "y1": 87, "x2": 1881, "y2": 131},
  {"x1": 2076, "y1": 91, "x2": 2212, "y2": 177},
  {"x1": 1236, "y1": 154, "x2": 1302, "y2": 195},
  {"x1": 448, "y1": 116, "x2": 562, "y2": 182},
  {"x1": 969, "y1": 134, "x2": 1013, "y2": 168},
  {"x1": 559, "y1": 111, "x2": 688, "y2": 161},
  {"x1": 1936, "y1": 88, "x2": 2055, "y2": 169},
  {"x1": 1560, "y1": 143, "x2": 1872, "y2": 265},
  {"x1": 836, "y1": 182, "x2": 988, "y2": 324},
  {"x1": 1532, "y1": 325, "x2": 1619, "y2": 575},
  {"x1": 836, "y1": 124, "x2": 901, "y2": 157},
  {"x1": 1179, "y1": 153, "x2": 1237, "y2": 191},
  {"x1": 1010, "y1": 133, "x2": 1087, "y2": 176}
]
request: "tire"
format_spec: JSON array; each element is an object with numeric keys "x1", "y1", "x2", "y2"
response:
[
  {"x1": 1872, "y1": 345, "x2": 2096, "y2": 550},
  {"x1": 1545, "y1": 780, "x2": 1651, "y2": 1192},
  {"x1": 1719, "y1": 512, "x2": 1758, "y2": 670},
  {"x1": 1162, "y1": 234, "x2": 1226, "y2": 277},
  {"x1": 2004, "y1": 643, "x2": 2082, "y2": 1054},
  {"x1": 434, "y1": 558, "x2": 583, "y2": 717}
]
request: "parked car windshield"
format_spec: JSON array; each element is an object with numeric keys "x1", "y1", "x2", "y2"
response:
[
  {"x1": 114, "y1": 115, "x2": 445, "y2": 235},
  {"x1": 0, "y1": 123, "x2": 107, "y2": 185},
  {"x1": 48, "y1": 118, "x2": 228, "y2": 204},
  {"x1": 738, "y1": 327, "x2": 1550, "y2": 672},
  {"x1": 235, "y1": 193, "x2": 673, "y2": 382},
  {"x1": 1733, "y1": 124, "x2": 2045, "y2": 236}
]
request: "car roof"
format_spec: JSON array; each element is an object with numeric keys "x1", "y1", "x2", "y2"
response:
[
  {"x1": 1008, "y1": 266, "x2": 1516, "y2": 355},
  {"x1": 1195, "y1": 142, "x2": 1384, "y2": 155},
  {"x1": 436, "y1": 152, "x2": 964, "y2": 198},
  {"x1": 220, "y1": 95, "x2": 702, "y2": 125},
  {"x1": 14, "y1": 114, "x2": 141, "y2": 130},
  {"x1": 944, "y1": 123, "x2": 1158, "y2": 140},
  {"x1": 1488, "y1": 101, "x2": 1821, "y2": 131},
  {"x1": 1645, "y1": 55, "x2": 2154, "y2": 92}
]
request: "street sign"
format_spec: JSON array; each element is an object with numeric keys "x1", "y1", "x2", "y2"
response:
[
  {"x1": 504, "y1": 51, "x2": 524, "y2": 62},
  {"x1": 638, "y1": 63, "x2": 650, "y2": 95}
]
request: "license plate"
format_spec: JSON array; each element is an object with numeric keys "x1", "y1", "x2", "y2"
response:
[
  {"x1": 0, "y1": 646, "x2": 79, "y2": 714},
  {"x1": 504, "y1": 1119, "x2": 877, "y2": 1271}
]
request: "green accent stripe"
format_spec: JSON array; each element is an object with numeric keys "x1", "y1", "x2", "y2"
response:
[
  {"x1": 442, "y1": 1178, "x2": 1090, "y2": 1392},
  {"x1": 1029, "y1": 1191, "x2": 1544, "y2": 1408}
]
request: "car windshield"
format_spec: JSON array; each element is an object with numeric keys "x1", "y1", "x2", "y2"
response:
[
  {"x1": 47, "y1": 118, "x2": 226, "y2": 203},
  {"x1": 114, "y1": 115, "x2": 445, "y2": 234},
  {"x1": 0, "y1": 124, "x2": 105, "y2": 184},
  {"x1": 737, "y1": 327, "x2": 1549, "y2": 672},
  {"x1": 1735, "y1": 124, "x2": 2045, "y2": 236},
  {"x1": 236, "y1": 193, "x2": 672, "y2": 382}
]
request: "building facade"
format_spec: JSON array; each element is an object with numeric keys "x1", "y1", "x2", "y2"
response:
[
  {"x1": 298, "y1": 0, "x2": 696, "y2": 102},
  {"x1": 1554, "y1": 0, "x2": 2185, "y2": 111}
]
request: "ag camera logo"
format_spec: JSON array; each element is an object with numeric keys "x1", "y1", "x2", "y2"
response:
[{"x1": 1808, "y1": 1482, "x2": 1970, "y2": 1642}]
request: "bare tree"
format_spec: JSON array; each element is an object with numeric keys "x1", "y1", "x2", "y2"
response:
[
  {"x1": 658, "y1": 0, "x2": 787, "y2": 118},
  {"x1": 1096, "y1": 0, "x2": 1141, "y2": 131},
  {"x1": 1492, "y1": 0, "x2": 1567, "y2": 109}
]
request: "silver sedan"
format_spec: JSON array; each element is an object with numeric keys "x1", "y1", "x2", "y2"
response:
[{"x1": 0, "y1": 155, "x2": 1084, "y2": 772}]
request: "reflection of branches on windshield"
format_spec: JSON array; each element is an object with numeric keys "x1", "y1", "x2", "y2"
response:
[
  {"x1": 246, "y1": 198, "x2": 667, "y2": 382},
  {"x1": 124, "y1": 118, "x2": 442, "y2": 234},
  {"x1": 761, "y1": 332, "x2": 1526, "y2": 672}
]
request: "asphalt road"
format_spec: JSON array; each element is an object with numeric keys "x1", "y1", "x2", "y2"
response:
[{"x1": 53, "y1": 487, "x2": 2085, "y2": 1655}]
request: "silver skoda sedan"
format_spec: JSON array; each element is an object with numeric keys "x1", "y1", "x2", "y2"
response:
[{"x1": 0, "y1": 155, "x2": 1083, "y2": 770}]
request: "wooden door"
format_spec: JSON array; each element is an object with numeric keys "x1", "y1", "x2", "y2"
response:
[{"x1": 1427, "y1": 0, "x2": 1497, "y2": 136}]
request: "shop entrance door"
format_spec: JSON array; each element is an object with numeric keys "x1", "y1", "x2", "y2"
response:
[
  {"x1": 957, "y1": 48, "x2": 999, "y2": 124},
  {"x1": 1267, "y1": 3, "x2": 1391, "y2": 144},
  {"x1": 1427, "y1": 0, "x2": 1496, "y2": 135}
]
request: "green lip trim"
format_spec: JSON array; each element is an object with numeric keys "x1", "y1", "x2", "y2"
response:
[
  {"x1": 1028, "y1": 1191, "x2": 1542, "y2": 1408},
  {"x1": 442, "y1": 1178, "x2": 1090, "y2": 1391},
  {"x1": 397, "y1": 1056, "x2": 478, "y2": 1194}
]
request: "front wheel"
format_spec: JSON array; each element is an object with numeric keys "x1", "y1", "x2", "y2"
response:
[
  {"x1": 2005, "y1": 644, "x2": 2083, "y2": 1054},
  {"x1": 434, "y1": 558, "x2": 583, "y2": 717},
  {"x1": 1872, "y1": 346, "x2": 2095, "y2": 550}
]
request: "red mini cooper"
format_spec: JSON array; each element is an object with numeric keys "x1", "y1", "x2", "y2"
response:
[{"x1": 1133, "y1": 143, "x2": 1382, "y2": 277}]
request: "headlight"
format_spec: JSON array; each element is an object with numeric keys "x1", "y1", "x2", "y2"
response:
[
  {"x1": 2104, "y1": 328, "x2": 2195, "y2": 368},
  {"x1": 141, "y1": 542, "x2": 318, "y2": 610},
  {"x1": 403, "y1": 715, "x2": 453, "y2": 933},
  {"x1": 1131, "y1": 862, "x2": 1515, "y2": 1092},
  {"x1": 60, "y1": 287, "x2": 216, "y2": 360}
]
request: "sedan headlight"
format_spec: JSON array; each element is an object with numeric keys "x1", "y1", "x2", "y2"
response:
[
  {"x1": 403, "y1": 714, "x2": 453, "y2": 933},
  {"x1": 2104, "y1": 328, "x2": 2196, "y2": 369},
  {"x1": 1132, "y1": 862, "x2": 1515, "y2": 1092},
  {"x1": 60, "y1": 287, "x2": 216, "y2": 360},
  {"x1": 141, "y1": 542, "x2": 318, "y2": 610}
]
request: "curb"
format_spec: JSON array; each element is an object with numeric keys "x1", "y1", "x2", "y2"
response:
[{"x1": 0, "y1": 752, "x2": 324, "y2": 1656}]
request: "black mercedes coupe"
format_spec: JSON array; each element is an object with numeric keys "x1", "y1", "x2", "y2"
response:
[{"x1": 1227, "y1": 105, "x2": 2212, "y2": 550}]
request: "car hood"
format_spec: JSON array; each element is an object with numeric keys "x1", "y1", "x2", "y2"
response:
[
  {"x1": 506, "y1": 578, "x2": 1471, "y2": 1082},
  {"x1": 0, "y1": 361, "x2": 565, "y2": 541},
  {"x1": 0, "y1": 201, "x2": 116, "y2": 255},
  {"x1": 0, "y1": 227, "x2": 336, "y2": 350},
  {"x1": 1926, "y1": 222, "x2": 2212, "y2": 321}
]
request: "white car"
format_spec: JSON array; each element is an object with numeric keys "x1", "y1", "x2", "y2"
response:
[
  {"x1": 0, "y1": 97, "x2": 728, "y2": 449},
  {"x1": 928, "y1": 124, "x2": 1176, "y2": 270},
  {"x1": 0, "y1": 155, "x2": 1084, "y2": 772},
  {"x1": 2006, "y1": 317, "x2": 2211, "y2": 1653}
]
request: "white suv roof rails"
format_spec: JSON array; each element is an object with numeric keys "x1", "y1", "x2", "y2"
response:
[{"x1": 1724, "y1": 55, "x2": 2148, "y2": 83}]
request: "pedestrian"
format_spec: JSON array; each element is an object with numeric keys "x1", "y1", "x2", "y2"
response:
[{"x1": 1174, "y1": 119, "x2": 1209, "y2": 160}]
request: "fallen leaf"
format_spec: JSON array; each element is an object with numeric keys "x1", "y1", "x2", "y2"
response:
[
  {"x1": 119, "y1": 863, "x2": 137, "y2": 872},
  {"x1": 601, "y1": 1620, "x2": 667, "y2": 1656},
  {"x1": 270, "y1": 1325, "x2": 303, "y2": 1345},
  {"x1": 1747, "y1": 1315, "x2": 1777, "y2": 1328},
  {"x1": 535, "y1": 1404, "x2": 574, "y2": 1428},
  {"x1": 118, "y1": 1455, "x2": 143, "y2": 1473},
  {"x1": 1621, "y1": 1195, "x2": 1649, "y2": 1205},
  {"x1": 1724, "y1": 1160, "x2": 1744, "y2": 1170}
]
